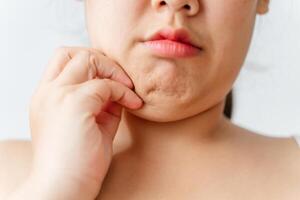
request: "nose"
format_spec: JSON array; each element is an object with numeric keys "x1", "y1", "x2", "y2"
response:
[{"x1": 151, "y1": 0, "x2": 200, "y2": 17}]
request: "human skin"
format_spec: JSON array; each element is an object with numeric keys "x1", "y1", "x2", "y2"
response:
[
  {"x1": 5, "y1": 0, "x2": 300, "y2": 199},
  {"x1": 84, "y1": 0, "x2": 268, "y2": 122},
  {"x1": 84, "y1": 0, "x2": 270, "y2": 164},
  {"x1": 84, "y1": 0, "x2": 277, "y2": 198}
]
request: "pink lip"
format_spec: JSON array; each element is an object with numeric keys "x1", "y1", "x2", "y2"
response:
[
  {"x1": 143, "y1": 27, "x2": 202, "y2": 58},
  {"x1": 143, "y1": 39, "x2": 200, "y2": 58}
]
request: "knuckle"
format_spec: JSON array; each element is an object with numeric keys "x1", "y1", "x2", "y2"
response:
[
  {"x1": 109, "y1": 66, "x2": 117, "y2": 76},
  {"x1": 90, "y1": 47, "x2": 104, "y2": 54},
  {"x1": 54, "y1": 46, "x2": 71, "y2": 60},
  {"x1": 76, "y1": 50, "x2": 92, "y2": 66},
  {"x1": 78, "y1": 50, "x2": 91, "y2": 58}
]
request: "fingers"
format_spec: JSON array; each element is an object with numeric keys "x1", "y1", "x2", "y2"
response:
[
  {"x1": 76, "y1": 78, "x2": 143, "y2": 116},
  {"x1": 101, "y1": 101, "x2": 123, "y2": 117},
  {"x1": 40, "y1": 47, "x2": 72, "y2": 85},
  {"x1": 54, "y1": 51, "x2": 96, "y2": 86},
  {"x1": 96, "y1": 102, "x2": 123, "y2": 139},
  {"x1": 42, "y1": 46, "x2": 133, "y2": 89},
  {"x1": 61, "y1": 47, "x2": 133, "y2": 88}
]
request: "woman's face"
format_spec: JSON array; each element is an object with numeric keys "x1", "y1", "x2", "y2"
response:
[{"x1": 84, "y1": 0, "x2": 269, "y2": 122}]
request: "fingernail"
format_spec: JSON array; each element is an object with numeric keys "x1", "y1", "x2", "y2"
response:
[
  {"x1": 133, "y1": 96, "x2": 143, "y2": 108},
  {"x1": 89, "y1": 56, "x2": 97, "y2": 79},
  {"x1": 124, "y1": 77, "x2": 134, "y2": 89}
]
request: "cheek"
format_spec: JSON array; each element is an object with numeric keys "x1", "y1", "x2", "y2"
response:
[
  {"x1": 205, "y1": 0, "x2": 257, "y2": 77},
  {"x1": 206, "y1": 0, "x2": 257, "y2": 48},
  {"x1": 85, "y1": 2, "x2": 122, "y2": 55},
  {"x1": 85, "y1": 0, "x2": 144, "y2": 54}
]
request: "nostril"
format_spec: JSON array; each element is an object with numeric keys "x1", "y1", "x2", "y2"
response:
[
  {"x1": 160, "y1": 1, "x2": 167, "y2": 6},
  {"x1": 184, "y1": 4, "x2": 191, "y2": 10}
]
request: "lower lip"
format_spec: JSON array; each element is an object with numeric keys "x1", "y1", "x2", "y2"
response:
[{"x1": 143, "y1": 40, "x2": 201, "y2": 58}]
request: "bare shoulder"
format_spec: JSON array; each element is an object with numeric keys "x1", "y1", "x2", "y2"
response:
[
  {"x1": 233, "y1": 124, "x2": 300, "y2": 163},
  {"x1": 0, "y1": 140, "x2": 32, "y2": 198},
  {"x1": 223, "y1": 118, "x2": 300, "y2": 159},
  {"x1": 227, "y1": 120, "x2": 300, "y2": 196}
]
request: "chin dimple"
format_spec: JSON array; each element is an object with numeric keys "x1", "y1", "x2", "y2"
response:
[{"x1": 145, "y1": 84, "x2": 157, "y2": 96}]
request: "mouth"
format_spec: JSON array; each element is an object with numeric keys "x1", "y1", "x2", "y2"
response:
[{"x1": 142, "y1": 27, "x2": 203, "y2": 58}]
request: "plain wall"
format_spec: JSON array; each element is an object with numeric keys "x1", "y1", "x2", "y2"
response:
[{"x1": 0, "y1": 0, "x2": 299, "y2": 140}]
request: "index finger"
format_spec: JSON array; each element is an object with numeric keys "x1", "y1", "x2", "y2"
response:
[
  {"x1": 41, "y1": 46, "x2": 133, "y2": 89},
  {"x1": 65, "y1": 47, "x2": 134, "y2": 89}
]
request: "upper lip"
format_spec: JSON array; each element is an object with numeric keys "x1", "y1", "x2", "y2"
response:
[{"x1": 144, "y1": 27, "x2": 202, "y2": 50}]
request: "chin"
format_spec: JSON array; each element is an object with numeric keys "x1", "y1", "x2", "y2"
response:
[
  {"x1": 124, "y1": 86, "x2": 226, "y2": 122},
  {"x1": 124, "y1": 80, "x2": 199, "y2": 122},
  {"x1": 125, "y1": 105, "x2": 191, "y2": 122},
  {"x1": 124, "y1": 93, "x2": 201, "y2": 122}
]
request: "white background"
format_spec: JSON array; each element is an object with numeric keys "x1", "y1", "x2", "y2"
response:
[{"x1": 0, "y1": 0, "x2": 299, "y2": 140}]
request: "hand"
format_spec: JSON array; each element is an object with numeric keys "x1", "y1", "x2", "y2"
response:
[{"x1": 27, "y1": 47, "x2": 143, "y2": 199}]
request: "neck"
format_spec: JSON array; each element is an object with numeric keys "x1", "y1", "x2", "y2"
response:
[{"x1": 117, "y1": 99, "x2": 230, "y2": 158}]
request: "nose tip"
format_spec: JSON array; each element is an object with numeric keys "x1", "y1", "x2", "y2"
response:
[{"x1": 152, "y1": 0, "x2": 199, "y2": 16}]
